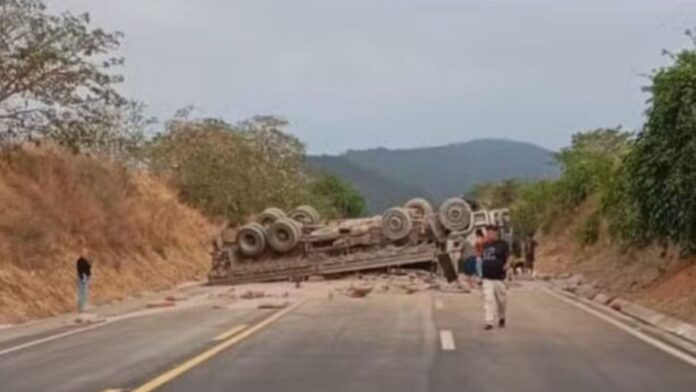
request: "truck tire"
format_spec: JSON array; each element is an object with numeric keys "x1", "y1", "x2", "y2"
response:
[
  {"x1": 236, "y1": 223, "x2": 267, "y2": 257},
  {"x1": 268, "y1": 218, "x2": 302, "y2": 253},
  {"x1": 289, "y1": 205, "x2": 320, "y2": 225},
  {"x1": 404, "y1": 198, "x2": 433, "y2": 219},
  {"x1": 438, "y1": 197, "x2": 472, "y2": 232},
  {"x1": 258, "y1": 208, "x2": 286, "y2": 228},
  {"x1": 428, "y1": 215, "x2": 448, "y2": 243},
  {"x1": 382, "y1": 207, "x2": 413, "y2": 241}
]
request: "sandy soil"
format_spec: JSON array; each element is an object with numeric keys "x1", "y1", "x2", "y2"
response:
[
  {"x1": 536, "y1": 217, "x2": 696, "y2": 324},
  {"x1": 0, "y1": 146, "x2": 215, "y2": 324}
]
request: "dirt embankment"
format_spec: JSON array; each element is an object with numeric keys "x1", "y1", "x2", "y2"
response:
[
  {"x1": 0, "y1": 146, "x2": 214, "y2": 324},
  {"x1": 536, "y1": 206, "x2": 696, "y2": 324}
]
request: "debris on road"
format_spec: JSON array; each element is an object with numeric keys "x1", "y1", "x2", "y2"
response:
[
  {"x1": 609, "y1": 300, "x2": 623, "y2": 311},
  {"x1": 74, "y1": 313, "x2": 105, "y2": 324},
  {"x1": 547, "y1": 274, "x2": 696, "y2": 348},
  {"x1": 240, "y1": 290, "x2": 266, "y2": 299},
  {"x1": 347, "y1": 285, "x2": 373, "y2": 298},
  {"x1": 331, "y1": 269, "x2": 473, "y2": 298},
  {"x1": 164, "y1": 295, "x2": 188, "y2": 302},
  {"x1": 146, "y1": 301, "x2": 176, "y2": 309},
  {"x1": 214, "y1": 291, "x2": 238, "y2": 300},
  {"x1": 258, "y1": 301, "x2": 289, "y2": 309},
  {"x1": 592, "y1": 292, "x2": 613, "y2": 306}
]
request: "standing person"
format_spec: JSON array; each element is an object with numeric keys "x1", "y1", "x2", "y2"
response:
[
  {"x1": 76, "y1": 250, "x2": 92, "y2": 313},
  {"x1": 481, "y1": 225, "x2": 510, "y2": 330},
  {"x1": 524, "y1": 233, "x2": 538, "y2": 277},
  {"x1": 474, "y1": 229, "x2": 485, "y2": 280}
]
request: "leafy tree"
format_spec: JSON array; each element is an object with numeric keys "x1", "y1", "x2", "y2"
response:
[
  {"x1": 309, "y1": 174, "x2": 366, "y2": 218},
  {"x1": 509, "y1": 180, "x2": 559, "y2": 237},
  {"x1": 470, "y1": 179, "x2": 520, "y2": 209},
  {"x1": 554, "y1": 128, "x2": 632, "y2": 207},
  {"x1": 148, "y1": 115, "x2": 314, "y2": 222},
  {"x1": 236, "y1": 115, "x2": 309, "y2": 206},
  {"x1": 624, "y1": 33, "x2": 696, "y2": 252},
  {"x1": 495, "y1": 129, "x2": 633, "y2": 241},
  {"x1": 0, "y1": 0, "x2": 137, "y2": 153}
]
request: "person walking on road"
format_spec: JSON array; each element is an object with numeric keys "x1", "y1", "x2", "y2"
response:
[
  {"x1": 524, "y1": 233, "x2": 538, "y2": 277},
  {"x1": 76, "y1": 250, "x2": 92, "y2": 313},
  {"x1": 481, "y1": 225, "x2": 510, "y2": 330}
]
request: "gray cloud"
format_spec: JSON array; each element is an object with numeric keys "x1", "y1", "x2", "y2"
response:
[{"x1": 55, "y1": 0, "x2": 695, "y2": 153}]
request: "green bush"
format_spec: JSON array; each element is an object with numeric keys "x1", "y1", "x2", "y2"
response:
[
  {"x1": 624, "y1": 44, "x2": 696, "y2": 253},
  {"x1": 509, "y1": 180, "x2": 559, "y2": 237},
  {"x1": 555, "y1": 128, "x2": 632, "y2": 208},
  {"x1": 576, "y1": 211, "x2": 600, "y2": 247},
  {"x1": 470, "y1": 179, "x2": 521, "y2": 209},
  {"x1": 309, "y1": 174, "x2": 366, "y2": 218}
]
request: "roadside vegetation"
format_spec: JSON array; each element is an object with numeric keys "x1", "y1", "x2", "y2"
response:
[
  {"x1": 0, "y1": 0, "x2": 366, "y2": 224},
  {"x1": 474, "y1": 30, "x2": 696, "y2": 256},
  {"x1": 0, "y1": 0, "x2": 364, "y2": 323}
]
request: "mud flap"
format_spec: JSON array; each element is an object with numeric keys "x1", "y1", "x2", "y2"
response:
[{"x1": 437, "y1": 252, "x2": 459, "y2": 283}]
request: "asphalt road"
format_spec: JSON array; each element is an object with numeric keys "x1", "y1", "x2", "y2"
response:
[{"x1": 1, "y1": 284, "x2": 695, "y2": 392}]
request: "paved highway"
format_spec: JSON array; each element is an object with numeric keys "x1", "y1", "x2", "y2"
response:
[{"x1": 1, "y1": 283, "x2": 695, "y2": 392}]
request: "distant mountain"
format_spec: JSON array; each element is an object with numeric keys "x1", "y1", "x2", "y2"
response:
[
  {"x1": 307, "y1": 138, "x2": 559, "y2": 213},
  {"x1": 307, "y1": 155, "x2": 434, "y2": 214}
]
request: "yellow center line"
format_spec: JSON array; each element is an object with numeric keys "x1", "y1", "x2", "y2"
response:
[
  {"x1": 212, "y1": 324, "x2": 248, "y2": 342},
  {"x1": 130, "y1": 301, "x2": 305, "y2": 392}
]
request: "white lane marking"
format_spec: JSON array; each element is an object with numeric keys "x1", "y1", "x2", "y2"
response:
[
  {"x1": 543, "y1": 288, "x2": 696, "y2": 368},
  {"x1": 434, "y1": 299, "x2": 444, "y2": 310},
  {"x1": 212, "y1": 324, "x2": 247, "y2": 342},
  {"x1": 0, "y1": 322, "x2": 107, "y2": 357},
  {"x1": 440, "y1": 330, "x2": 456, "y2": 351},
  {"x1": 0, "y1": 304, "x2": 199, "y2": 357}
]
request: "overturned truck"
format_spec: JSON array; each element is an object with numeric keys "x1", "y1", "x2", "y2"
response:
[{"x1": 208, "y1": 197, "x2": 509, "y2": 284}]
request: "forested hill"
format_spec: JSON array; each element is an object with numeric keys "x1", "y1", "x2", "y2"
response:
[{"x1": 308, "y1": 138, "x2": 558, "y2": 213}]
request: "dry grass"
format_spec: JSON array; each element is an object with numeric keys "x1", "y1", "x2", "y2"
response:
[{"x1": 0, "y1": 145, "x2": 214, "y2": 324}]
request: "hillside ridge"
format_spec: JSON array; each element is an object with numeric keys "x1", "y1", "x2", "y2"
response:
[{"x1": 308, "y1": 138, "x2": 559, "y2": 212}]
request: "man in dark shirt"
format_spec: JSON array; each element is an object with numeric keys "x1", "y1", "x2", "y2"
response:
[
  {"x1": 76, "y1": 251, "x2": 92, "y2": 313},
  {"x1": 481, "y1": 225, "x2": 509, "y2": 330}
]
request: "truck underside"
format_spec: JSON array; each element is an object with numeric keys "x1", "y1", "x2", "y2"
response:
[
  {"x1": 207, "y1": 197, "x2": 509, "y2": 285},
  {"x1": 208, "y1": 242, "x2": 439, "y2": 284}
]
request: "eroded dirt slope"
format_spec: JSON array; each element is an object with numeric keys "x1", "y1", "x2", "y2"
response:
[
  {"x1": 0, "y1": 146, "x2": 214, "y2": 324},
  {"x1": 536, "y1": 209, "x2": 696, "y2": 324}
]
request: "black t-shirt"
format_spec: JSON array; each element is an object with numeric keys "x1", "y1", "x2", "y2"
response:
[
  {"x1": 481, "y1": 240, "x2": 509, "y2": 280},
  {"x1": 76, "y1": 257, "x2": 91, "y2": 280}
]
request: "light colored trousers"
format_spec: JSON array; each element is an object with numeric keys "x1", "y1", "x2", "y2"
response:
[
  {"x1": 77, "y1": 277, "x2": 89, "y2": 313},
  {"x1": 482, "y1": 279, "x2": 507, "y2": 324}
]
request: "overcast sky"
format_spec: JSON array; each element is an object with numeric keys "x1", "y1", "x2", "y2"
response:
[{"x1": 55, "y1": 0, "x2": 695, "y2": 154}]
